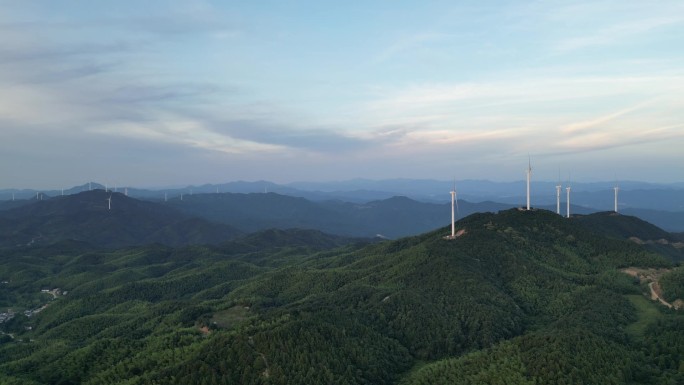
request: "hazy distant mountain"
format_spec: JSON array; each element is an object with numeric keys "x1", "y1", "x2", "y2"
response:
[
  {"x1": 4, "y1": 178, "x2": 682, "y2": 208},
  {"x1": 2, "y1": 179, "x2": 682, "y2": 232},
  {"x1": 0, "y1": 199, "x2": 32, "y2": 211},
  {"x1": 286, "y1": 178, "x2": 684, "y2": 202},
  {"x1": 0, "y1": 190, "x2": 241, "y2": 248},
  {"x1": 164, "y1": 192, "x2": 514, "y2": 238}
]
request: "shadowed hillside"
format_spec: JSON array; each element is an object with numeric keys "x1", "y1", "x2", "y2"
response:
[
  {"x1": 0, "y1": 190, "x2": 241, "y2": 248},
  {"x1": 574, "y1": 211, "x2": 684, "y2": 262},
  {"x1": 164, "y1": 192, "x2": 513, "y2": 238}
]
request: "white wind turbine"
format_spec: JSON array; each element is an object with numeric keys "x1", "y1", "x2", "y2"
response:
[
  {"x1": 526, "y1": 157, "x2": 532, "y2": 210},
  {"x1": 556, "y1": 169, "x2": 562, "y2": 215},
  {"x1": 450, "y1": 180, "x2": 459, "y2": 238},
  {"x1": 613, "y1": 183, "x2": 619, "y2": 213},
  {"x1": 444, "y1": 179, "x2": 461, "y2": 240},
  {"x1": 566, "y1": 185, "x2": 571, "y2": 218},
  {"x1": 106, "y1": 194, "x2": 112, "y2": 210}
]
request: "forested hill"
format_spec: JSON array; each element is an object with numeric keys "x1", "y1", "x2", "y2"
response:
[
  {"x1": 573, "y1": 211, "x2": 684, "y2": 261},
  {"x1": 0, "y1": 190, "x2": 241, "y2": 248},
  {"x1": 1, "y1": 208, "x2": 682, "y2": 384}
]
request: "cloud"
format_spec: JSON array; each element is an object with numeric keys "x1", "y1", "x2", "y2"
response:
[
  {"x1": 555, "y1": 16, "x2": 684, "y2": 52},
  {"x1": 561, "y1": 100, "x2": 654, "y2": 134},
  {"x1": 201, "y1": 119, "x2": 371, "y2": 153},
  {"x1": 546, "y1": 0, "x2": 684, "y2": 53},
  {"x1": 372, "y1": 32, "x2": 449, "y2": 64}
]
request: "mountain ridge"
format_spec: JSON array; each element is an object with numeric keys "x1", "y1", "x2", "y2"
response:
[{"x1": 0, "y1": 190, "x2": 241, "y2": 248}]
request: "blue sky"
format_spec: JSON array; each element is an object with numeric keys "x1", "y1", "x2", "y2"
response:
[{"x1": 1, "y1": 1, "x2": 683, "y2": 188}]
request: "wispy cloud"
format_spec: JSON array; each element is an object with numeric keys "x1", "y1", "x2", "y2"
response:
[
  {"x1": 561, "y1": 100, "x2": 655, "y2": 134},
  {"x1": 372, "y1": 32, "x2": 449, "y2": 64},
  {"x1": 555, "y1": 16, "x2": 684, "y2": 52}
]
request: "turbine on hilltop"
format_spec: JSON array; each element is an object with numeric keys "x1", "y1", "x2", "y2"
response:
[
  {"x1": 445, "y1": 179, "x2": 460, "y2": 240},
  {"x1": 556, "y1": 168, "x2": 562, "y2": 215},
  {"x1": 526, "y1": 156, "x2": 532, "y2": 210},
  {"x1": 566, "y1": 185, "x2": 571, "y2": 218}
]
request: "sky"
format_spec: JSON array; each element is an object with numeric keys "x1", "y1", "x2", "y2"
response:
[{"x1": 1, "y1": 0, "x2": 683, "y2": 189}]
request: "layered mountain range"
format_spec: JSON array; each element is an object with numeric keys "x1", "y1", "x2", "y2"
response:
[{"x1": 0, "y1": 200, "x2": 683, "y2": 384}]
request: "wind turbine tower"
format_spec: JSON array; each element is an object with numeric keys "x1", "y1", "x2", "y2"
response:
[
  {"x1": 566, "y1": 186, "x2": 571, "y2": 218},
  {"x1": 106, "y1": 194, "x2": 112, "y2": 210},
  {"x1": 526, "y1": 157, "x2": 532, "y2": 210},
  {"x1": 614, "y1": 184, "x2": 619, "y2": 213},
  {"x1": 446, "y1": 180, "x2": 459, "y2": 239},
  {"x1": 555, "y1": 184, "x2": 561, "y2": 215},
  {"x1": 450, "y1": 182, "x2": 456, "y2": 238}
]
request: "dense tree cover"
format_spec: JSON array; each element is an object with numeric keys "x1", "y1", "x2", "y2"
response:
[
  {"x1": 0, "y1": 209, "x2": 681, "y2": 384},
  {"x1": 659, "y1": 266, "x2": 684, "y2": 303},
  {"x1": 574, "y1": 212, "x2": 684, "y2": 262}
]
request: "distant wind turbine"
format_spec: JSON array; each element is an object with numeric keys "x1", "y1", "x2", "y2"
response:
[
  {"x1": 446, "y1": 180, "x2": 460, "y2": 239},
  {"x1": 566, "y1": 186, "x2": 571, "y2": 218},
  {"x1": 450, "y1": 181, "x2": 457, "y2": 238},
  {"x1": 526, "y1": 156, "x2": 532, "y2": 210},
  {"x1": 613, "y1": 183, "x2": 619, "y2": 213},
  {"x1": 556, "y1": 168, "x2": 562, "y2": 215}
]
